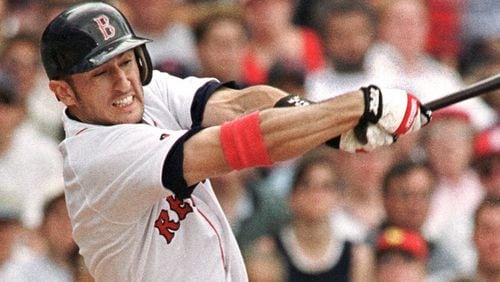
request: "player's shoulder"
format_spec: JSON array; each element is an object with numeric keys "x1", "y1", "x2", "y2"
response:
[{"x1": 145, "y1": 70, "x2": 216, "y2": 93}]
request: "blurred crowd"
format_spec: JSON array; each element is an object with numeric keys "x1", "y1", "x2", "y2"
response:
[{"x1": 0, "y1": 0, "x2": 499, "y2": 281}]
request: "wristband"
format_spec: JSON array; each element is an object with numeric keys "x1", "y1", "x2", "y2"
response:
[
  {"x1": 355, "y1": 85, "x2": 383, "y2": 144},
  {"x1": 274, "y1": 95, "x2": 312, "y2": 108},
  {"x1": 360, "y1": 85, "x2": 383, "y2": 123},
  {"x1": 220, "y1": 112, "x2": 273, "y2": 170}
]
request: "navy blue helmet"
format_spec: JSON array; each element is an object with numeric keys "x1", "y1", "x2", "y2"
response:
[{"x1": 41, "y1": 2, "x2": 153, "y2": 85}]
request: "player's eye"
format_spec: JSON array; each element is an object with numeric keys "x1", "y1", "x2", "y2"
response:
[
  {"x1": 94, "y1": 71, "x2": 106, "y2": 77},
  {"x1": 92, "y1": 69, "x2": 107, "y2": 77},
  {"x1": 121, "y1": 59, "x2": 132, "y2": 67}
]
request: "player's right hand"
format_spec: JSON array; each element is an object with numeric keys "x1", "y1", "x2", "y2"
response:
[{"x1": 354, "y1": 85, "x2": 432, "y2": 144}]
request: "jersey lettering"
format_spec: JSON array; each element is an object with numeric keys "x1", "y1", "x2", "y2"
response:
[
  {"x1": 154, "y1": 195, "x2": 194, "y2": 244},
  {"x1": 93, "y1": 15, "x2": 116, "y2": 40},
  {"x1": 154, "y1": 210, "x2": 179, "y2": 243},
  {"x1": 167, "y1": 196, "x2": 193, "y2": 220}
]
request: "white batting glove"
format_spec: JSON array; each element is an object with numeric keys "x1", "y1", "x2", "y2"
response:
[
  {"x1": 339, "y1": 124, "x2": 394, "y2": 153},
  {"x1": 354, "y1": 85, "x2": 432, "y2": 144}
]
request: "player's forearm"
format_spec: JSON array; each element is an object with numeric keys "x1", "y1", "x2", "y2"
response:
[
  {"x1": 261, "y1": 90, "x2": 364, "y2": 162},
  {"x1": 183, "y1": 90, "x2": 363, "y2": 185},
  {"x1": 201, "y1": 85, "x2": 289, "y2": 127}
]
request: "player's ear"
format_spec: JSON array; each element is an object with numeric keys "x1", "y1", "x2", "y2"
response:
[{"x1": 49, "y1": 80, "x2": 77, "y2": 106}]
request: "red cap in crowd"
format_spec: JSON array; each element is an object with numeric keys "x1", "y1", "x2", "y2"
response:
[
  {"x1": 474, "y1": 125, "x2": 500, "y2": 159},
  {"x1": 432, "y1": 106, "x2": 471, "y2": 123},
  {"x1": 376, "y1": 227, "x2": 429, "y2": 261}
]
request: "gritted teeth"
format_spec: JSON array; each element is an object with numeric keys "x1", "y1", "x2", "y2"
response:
[{"x1": 113, "y1": 96, "x2": 133, "y2": 107}]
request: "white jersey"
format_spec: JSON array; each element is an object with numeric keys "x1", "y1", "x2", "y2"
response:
[{"x1": 60, "y1": 71, "x2": 247, "y2": 281}]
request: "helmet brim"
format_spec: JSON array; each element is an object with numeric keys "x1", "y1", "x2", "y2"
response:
[{"x1": 69, "y1": 36, "x2": 151, "y2": 75}]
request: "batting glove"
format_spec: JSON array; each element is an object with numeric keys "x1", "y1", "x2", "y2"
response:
[
  {"x1": 337, "y1": 124, "x2": 394, "y2": 152},
  {"x1": 354, "y1": 85, "x2": 432, "y2": 144}
]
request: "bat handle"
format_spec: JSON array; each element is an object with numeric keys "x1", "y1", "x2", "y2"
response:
[{"x1": 423, "y1": 73, "x2": 500, "y2": 111}]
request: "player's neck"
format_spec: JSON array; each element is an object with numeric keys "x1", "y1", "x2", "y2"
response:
[
  {"x1": 0, "y1": 131, "x2": 14, "y2": 156},
  {"x1": 66, "y1": 109, "x2": 82, "y2": 122}
]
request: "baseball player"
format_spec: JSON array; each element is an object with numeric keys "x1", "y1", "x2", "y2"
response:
[{"x1": 40, "y1": 2, "x2": 431, "y2": 281}]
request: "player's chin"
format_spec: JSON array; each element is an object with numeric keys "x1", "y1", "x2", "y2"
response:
[{"x1": 111, "y1": 107, "x2": 144, "y2": 124}]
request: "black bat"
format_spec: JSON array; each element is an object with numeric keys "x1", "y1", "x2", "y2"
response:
[{"x1": 424, "y1": 73, "x2": 500, "y2": 111}]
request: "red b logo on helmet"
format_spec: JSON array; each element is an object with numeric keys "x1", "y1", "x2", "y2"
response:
[{"x1": 94, "y1": 15, "x2": 115, "y2": 40}]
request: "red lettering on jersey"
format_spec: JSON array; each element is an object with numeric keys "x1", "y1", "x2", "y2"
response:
[
  {"x1": 167, "y1": 196, "x2": 193, "y2": 220},
  {"x1": 154, "y1": 195, "x2": 194, "y2": 244},
  {"x1": 154, "y1": 210, "x2": 180, "y2": 244},
  {"x1": 93, "y1": 15, "x2": 116, "y2": 40}
]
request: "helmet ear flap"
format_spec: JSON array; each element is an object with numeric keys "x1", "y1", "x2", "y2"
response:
[{"x1": 134, "y1": 46, "x2": 153, "y2": 85}]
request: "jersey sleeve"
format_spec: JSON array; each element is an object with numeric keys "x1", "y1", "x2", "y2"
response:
[
  {"x1": 144, "y1": 71, "x2": 222, "y2": 129},
  {"x1": 61, "y1": 123, "x2": 189, "y2": 224}
]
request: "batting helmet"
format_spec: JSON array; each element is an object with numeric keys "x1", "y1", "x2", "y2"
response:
[{"x1": 40, "y1": 2, "x2": 153, "y2": 85}]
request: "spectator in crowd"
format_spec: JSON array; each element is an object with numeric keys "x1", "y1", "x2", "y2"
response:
[
  {"x1": 247, "y1": 150, "x2": 374, "y2": 281},
  {"x1": 375, "y1": 226, "x2": 429, "y2": 282},
  {"x1": 240, "y1": 0, "x2": 325, "y2": 85},
  {"x1": 0, "y1": 32, "x2": 64, "y2": 141},
  {"x1": 422, "y1": 108, "x2": 484, "y2": 276},
  {"x1": 380, "y1": 160, "x2": 435, "y2": 234},
  {"x1": 425, "y1": 0, "x2": 464, "y2": 69},
  {"x1": 0, "y1": 0, "x2": 41, "y2": 39},
  {"x1": 452, "y1": 197, "x2": 500, "y2": 282},
  {"x1": 369, "y1": 0, "x2": 495, "y2": 129},
  {"x1": 459, "y1": 0, "x2": 500, "y2": 76},
  {"x1": 471, "y1": 197, "x2": 500, "y2": 282},
  {"x1": 121, "y1": 0, "x2": 199, "y2": 76},
  {"x1": 305, "y1": 0, "x2": 380, "y2": 101},
  {"x1": 244, "y1": 237, "x2": 286, "y2": 282},
  {"x1": 193, "y1": 5, "x2": 249, "y2": 86},
  {"x1": 9, "y1": 191, "x2": 80, "y2": 282},
  {"x1": 376, "y1": 159, "x2": 460, "y2": 280},
  {"x1": 333, "y1": 148, "x2": 395, "y2": 243},
  {"x1": 0, "y1": 33, "x2": 41, "y2": 105},
  {"x1": 464, "y1": 60, "x2": 500, "y2": 122},
  {"x1": 42, "y1": 0, "x2": 88, "y2": 25},
  {"x1": 0, "y1": 0, "x2": 9, "y2": 47},
  {"x1": 0, "y1": 198, "x2": 24, "y2": 281},
  {"x1": 461, "y1": 0, "x2": 500, "y2": 47},
  {"x1": 292, "y1": 0, "x2": 326, "y2": 29},
  {"x1": 0, "y1": 72, "x2": 64, "y2": 230},
  {"x1": 268, "y1": 60, "x2": 307, "y2": 98},
  {"x1": 472, "y1": 126, "x2": 500, "y2": 197}
]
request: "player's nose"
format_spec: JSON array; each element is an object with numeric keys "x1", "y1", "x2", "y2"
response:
[{"x1": 112, "y1": 67, "x2": 131, "y2": 92}]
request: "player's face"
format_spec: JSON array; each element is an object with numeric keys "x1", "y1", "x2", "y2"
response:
[{"x1": 58, "y1": 50, "x2": 144, "y2": 125}]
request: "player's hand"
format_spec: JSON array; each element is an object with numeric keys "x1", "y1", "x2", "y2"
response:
[
  {"x1": 354, "y1": 85, "x2": 432, "y2": 144},
  {"x1": 337, "y1": 124, "x2": 394, "y2": 152}
]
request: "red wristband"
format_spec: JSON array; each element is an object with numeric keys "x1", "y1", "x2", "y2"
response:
[{"x1": 220, "y1": 112, "x2": 273, "y2": 170}]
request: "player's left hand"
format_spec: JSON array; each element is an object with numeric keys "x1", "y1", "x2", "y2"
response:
[
  {"x1": 354, "y1": 85, "x2": 432, "y2": 144},
  {"x1": 338, "y1": 124, "x2": 394, "y2": 152}
]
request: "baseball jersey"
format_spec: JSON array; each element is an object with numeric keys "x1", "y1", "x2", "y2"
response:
[{"x1": 60, "y1": 71, "x2": 247, "y2": 281}]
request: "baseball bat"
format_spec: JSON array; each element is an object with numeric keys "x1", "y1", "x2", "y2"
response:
[{"x1": 424, "y1": 73, "x2": 500, "y2": 111}]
